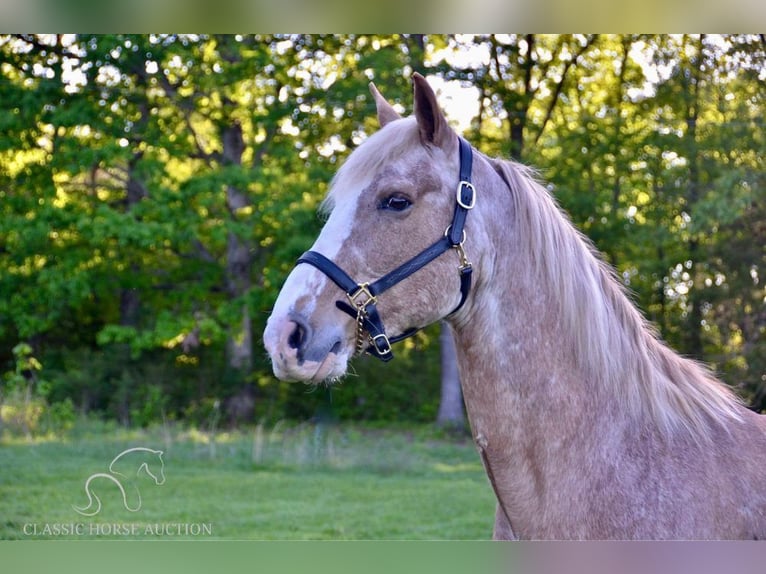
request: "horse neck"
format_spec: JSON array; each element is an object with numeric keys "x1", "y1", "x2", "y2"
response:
[
  {"x1": 443, "y1": 157, "x2": 650, "y2": 535},
  {"x1": 448, "y1": 156, "x2": 637, "y2": 461},
  {"x1": 449, "y1": 242, "x2": 622, "y2": 442}
]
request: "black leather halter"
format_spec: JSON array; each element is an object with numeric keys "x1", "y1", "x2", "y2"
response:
[{"x1": 295, "y1": 137, "x2": 476, "y2": 362}]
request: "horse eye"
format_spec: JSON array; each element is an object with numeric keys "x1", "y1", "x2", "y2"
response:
[{"x1": 380, "y1": 195, "x2": 412, "y2": 212}]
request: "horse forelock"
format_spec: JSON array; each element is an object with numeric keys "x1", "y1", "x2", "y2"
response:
[
  {"x1": 322, "y1": 117, "x2": 421, "y2": 215},
  {"x1": 490, "y1": 157, "x2": 743, "y2": 441}
]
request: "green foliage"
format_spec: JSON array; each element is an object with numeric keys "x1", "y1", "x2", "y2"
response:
[
  {"x1": 1, "y1": 34, "x2": 764, "y2": 426},
  {"x1": 1, "y1": 343, "x2": 74, "y2": 437}
]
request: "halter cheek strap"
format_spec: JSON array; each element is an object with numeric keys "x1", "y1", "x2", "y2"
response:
[{"x1": 295, "y1": 137, "x2": 475, "y2": 362}]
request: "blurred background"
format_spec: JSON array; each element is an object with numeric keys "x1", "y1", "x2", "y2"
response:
[{"x1": 1, "y1": 34, "x2": 764, "y2": 439}]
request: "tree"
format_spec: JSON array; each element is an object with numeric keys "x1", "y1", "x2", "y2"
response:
[
  {"x1": 1, "y1": 34, "x2": 762, "y2": 425},
  {"x1": 435, "y1": 321, "x2": 464, "y2": 428}
]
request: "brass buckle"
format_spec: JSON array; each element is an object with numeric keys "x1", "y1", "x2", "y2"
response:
[{"x1": 347, "y1": 282, "x2": 376, "y2": 310}]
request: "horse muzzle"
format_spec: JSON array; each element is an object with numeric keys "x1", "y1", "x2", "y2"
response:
[{"x1": 263, "y1": 312, "x2": 350, "y2": 383}]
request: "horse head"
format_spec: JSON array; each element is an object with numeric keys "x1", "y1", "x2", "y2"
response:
[{"x1": 264, "y1": 74, "x2": 484, "y2": 383}]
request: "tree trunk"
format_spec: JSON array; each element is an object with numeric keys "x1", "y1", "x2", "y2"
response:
[
  {"x1": 436, "y1": 321, "x2": 465, "y2": 428},
  {"x1": 509, "y1": 34, "x2": 535, "y2": 160},
  {"x1": 222, "y1": 121, "x2": 252, "y2": 372},
  {"x1": 683, "y1": 35, "x2": 704, "y2": 359},
  {"x1": 119, "y1": 139, "x2": 148, "y2": 330}
]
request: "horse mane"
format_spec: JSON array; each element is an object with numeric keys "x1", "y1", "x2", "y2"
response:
[{"x1": 489, "y1": 156, "x2": 744, "y2": 439}]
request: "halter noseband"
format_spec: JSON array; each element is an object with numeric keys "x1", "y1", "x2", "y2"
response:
[{"x1": 295, "y1": 137, "x2": 475, "y2": 362}]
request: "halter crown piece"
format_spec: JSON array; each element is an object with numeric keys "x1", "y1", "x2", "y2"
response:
[{"x1": 296, "y1": 137, "x2": 475, "y2": 362}]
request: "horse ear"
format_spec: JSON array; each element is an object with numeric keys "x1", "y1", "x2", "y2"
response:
[
  {"x1": 412, "y1": 72, "x2": 454, "y2": 148},
  {"x1": 369, "y1": 82, "x2": 401, "y2": 127}
]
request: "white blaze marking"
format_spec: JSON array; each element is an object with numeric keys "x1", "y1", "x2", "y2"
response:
[{"x1": 270, "y1": 186, "x2": 362, "y2": 318}]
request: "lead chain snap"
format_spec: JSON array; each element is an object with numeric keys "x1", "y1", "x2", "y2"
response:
[{"x1": 454, "y1": 242, "x2": 472, "y2": 271}]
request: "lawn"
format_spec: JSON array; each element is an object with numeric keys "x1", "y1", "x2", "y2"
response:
[{"x1": 0, "y1": 420, "x2": 496, "y2": 540}]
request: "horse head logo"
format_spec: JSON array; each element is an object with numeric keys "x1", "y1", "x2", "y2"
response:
[{"x1": 73, "y1": 447, "x2": 166, "y2": 517}]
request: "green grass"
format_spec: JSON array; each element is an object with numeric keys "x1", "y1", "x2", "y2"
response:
[{"x1": 0, "y1": 420, "x2": 496, "y2": 540}]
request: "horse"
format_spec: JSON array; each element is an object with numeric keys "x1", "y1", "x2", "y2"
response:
[
  {"x1": 263, "y1": 73, "x2": 766, "y2": 540},
  {"x1": 73, "y1": 447, "x2": 165, "y2": 516}
]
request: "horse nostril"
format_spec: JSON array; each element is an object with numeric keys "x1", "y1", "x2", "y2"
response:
[{"x1": 288, "y1": 322, "x2": 306, "y2": 351}]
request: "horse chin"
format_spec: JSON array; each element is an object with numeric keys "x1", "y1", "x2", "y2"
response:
[{"x1": 271, "y1": 350, "x2": 349, "y2": 385}]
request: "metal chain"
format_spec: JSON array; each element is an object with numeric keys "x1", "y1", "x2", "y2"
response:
[{"x1": 354, "y1": 308, "x2": 367, "y2": 355}]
